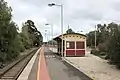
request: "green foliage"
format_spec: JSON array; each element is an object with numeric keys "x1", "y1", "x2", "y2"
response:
[
  {"x1": 107, "y1": 28, "x2": 120, "y2": 62},
  {"x1": 91, "y1": 49, "x2": 99, "y2": 54},
  {"x1": 88, "y1": 22, "x2": 120, "y2": 68},
  {"x1": 0, "y1": 0, "x2": 43, "y2": 65},
  {"x1": 91, "y1": 49, "x2": 106, "y2": 59},
  {"x1": 0, "y1": 0, "x2": 19, "y2": 62},
  {"x1": 86, "y1": 31, "x2": 100, "y2": 47},
  {"x1": 0, "y1": 0, "x2": 12, "y2": 22},
  {"x1": 21, "y1": 20, "x2": 43, "y2": 47},
  {"x1": 19, "y1": 33, "x2": 31, "y2": 49},
  {"x1": 98, "y1": 43, "x2": 108, "y2": 52},
  {"x1": 66, "y1": 28, "x2": 75, "y2": 34}
]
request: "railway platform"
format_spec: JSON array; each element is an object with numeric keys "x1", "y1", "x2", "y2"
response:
[{"x1": 17, "y1": 46, "x2": 92, "y2": 80}]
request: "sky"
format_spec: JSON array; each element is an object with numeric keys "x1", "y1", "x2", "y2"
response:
[{"x1": 5, "y1": 0, "x2": 120, "y2": 41}]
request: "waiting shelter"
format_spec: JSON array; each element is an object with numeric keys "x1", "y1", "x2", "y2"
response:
[{"x1": 53, "y1": 33, "x2": 86, "y2": 57}]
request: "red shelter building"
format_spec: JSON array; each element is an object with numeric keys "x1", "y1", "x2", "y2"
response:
[{"x1": 53, "y1": 33, "x2": 86, "y2": 57}]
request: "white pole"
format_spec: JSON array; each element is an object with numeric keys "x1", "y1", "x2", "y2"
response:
[
  {"x1": 45, "y1": 30, "x2": 47, "y2": 45},
  {"x1": 61, "y1": 5, "x2": 64, "y2": 58},
  {"x1": 51, "y1": 24, "x2": 53, "y2": 51},
  {"x1": 48, "y1": 3, "x2": 64, "y2": 57}
]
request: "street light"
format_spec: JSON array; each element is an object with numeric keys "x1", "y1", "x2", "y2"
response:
[
  {"x1": 48, "y1": 3, "x2": 55, "y2": 6},
  {"x1": 48, "y1": 3, "x2": 64, "y2": 58},
  {"x1": 45, "y1": 30, "x2": 48, "y2": 45},
  {"x1": 45, "y1": 23, "x2": 53, "y2": 49}
]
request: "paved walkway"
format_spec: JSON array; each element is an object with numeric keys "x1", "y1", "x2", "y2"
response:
[
  {"x1": 44, "y1": 47, "x2": 92, "y2": 80},
  {"x1": 27, "y1": 50, "x2": 39, "y2": 80},
  {"x1": 28, "y1": 47, "x2": 50, "y2": 80},
  {"x1": 19, "y1": 47, "x2": 92, "y2": 80},
  {"x1": 18, "y1": 48, "x2": 41, "y2": 80},
  {"x1": 66, "y1": 49, "x2": 120, "y2": 80}
]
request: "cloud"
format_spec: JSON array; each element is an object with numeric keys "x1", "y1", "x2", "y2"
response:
[
  {"x1": 5, "y1": 0, "x2": 120, "y2": 41},
  {"x1": 71, "y1": 10, "x2": 103, "y2": 21},
  {"x1": 111, "y1": 1, "x2": 120, "y2": 11}
]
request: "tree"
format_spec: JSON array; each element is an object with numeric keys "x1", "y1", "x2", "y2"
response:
[
  {"x1": 107, "y1": 27, "x2": 120, "y2": 67},
  {"x1": 88, "y1": 22, "x2": 120, "y2": 68},
  {"x1": 87, "y1": 23, "x2": 118, "y2": 48},
  {"x1": 21, "y1": 20, "x2": 43, "y2": 47},
  {"x1": 66, "y1": 28, "x2": 75, "y2": 34},
  {"x1": 86, "y1": 31, "x2": 100, "y2": 47},
  {"x1": 0, "y1": 0, "x2": 43, "y2": 66},
  {"x1": 0, "y1": 0, "x2": 21, "y2": 62},
  {"x1": 21, "y1": 23, "x2": 33, "y2": 48}
]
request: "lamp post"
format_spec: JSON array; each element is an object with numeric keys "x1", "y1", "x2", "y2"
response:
[
  {"x1": 48, "y1": 3, "x2": 64, "y2": 58},
  {"x1": 45, "y1": 30, "x2": 48, "y2": 45},
  {"x1": 45, "y1": 23, "x2": 53, "y2": 50}
]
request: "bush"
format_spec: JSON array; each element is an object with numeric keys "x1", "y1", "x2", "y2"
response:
[
  {"x1": 0, "y1": 52, "x2": 6, "y2": 63},
  {"x1": 98, "y1": 43, "x2": 108, "y2": 52},
  {"x1": 116, "y1": 63, "x2": 120, "y2": 69},
  {"x1": 91, "y1": 49, "x2": 99, "y2": 54},
  {"x1": 91, "y1": 49, "x2": 107, "y2": 57},
  {"x1": 100, "y1": 52, "x2": 106, "y2": 56},
  {"x1": 20, "y1": 45, "x2": 25, "y2": 52}
]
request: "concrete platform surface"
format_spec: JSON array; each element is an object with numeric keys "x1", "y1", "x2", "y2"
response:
[
  {"x1": 17, "y1": 48, "x2": 41, "y2": 80},
  {"x1": 66, "y1": 51, "x2": 120, "y2": 80},
  {"x1": 18, "y1": 47, "x2": 92, "y2": 80},
  {"x1": 44, "y1": 47, "x2": 92, "y2": 80}
]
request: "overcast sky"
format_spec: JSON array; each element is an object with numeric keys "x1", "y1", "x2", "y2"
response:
[{"x1": 5, "y1": 0, "x2": 120, "y2": 41}]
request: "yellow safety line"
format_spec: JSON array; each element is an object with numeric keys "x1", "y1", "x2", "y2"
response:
[{"x1": 37, "y1": 48, "x2": 42, "y2": 80}]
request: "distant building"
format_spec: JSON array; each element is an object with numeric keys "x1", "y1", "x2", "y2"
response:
[{"x1": 53, "y1": 33, "x2": 86, "y2": 57}]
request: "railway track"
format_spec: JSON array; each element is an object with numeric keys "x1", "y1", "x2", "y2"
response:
[{"x1": 0, "y1": 48, "x2": 39, "y2": 80}]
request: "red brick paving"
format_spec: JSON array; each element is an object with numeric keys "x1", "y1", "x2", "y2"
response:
[{"x1": 37, "y1": 47, "x2": 51, "y2": 80}]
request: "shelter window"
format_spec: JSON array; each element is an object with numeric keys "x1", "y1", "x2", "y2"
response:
[
  {"x1": 66, "y1": 41, "x2": 75, "y2": 49},
  {"x1": 76, "y1": 42, "x2": 85, "y2": 49}
]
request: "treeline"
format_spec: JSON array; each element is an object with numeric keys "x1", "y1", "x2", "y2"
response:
[
  {"x1": 0, "y1": 0, "x2": 43, "y2": 64},
  {"x1": 87, "y1": 22, "x2": 120, "y2": 68}
]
